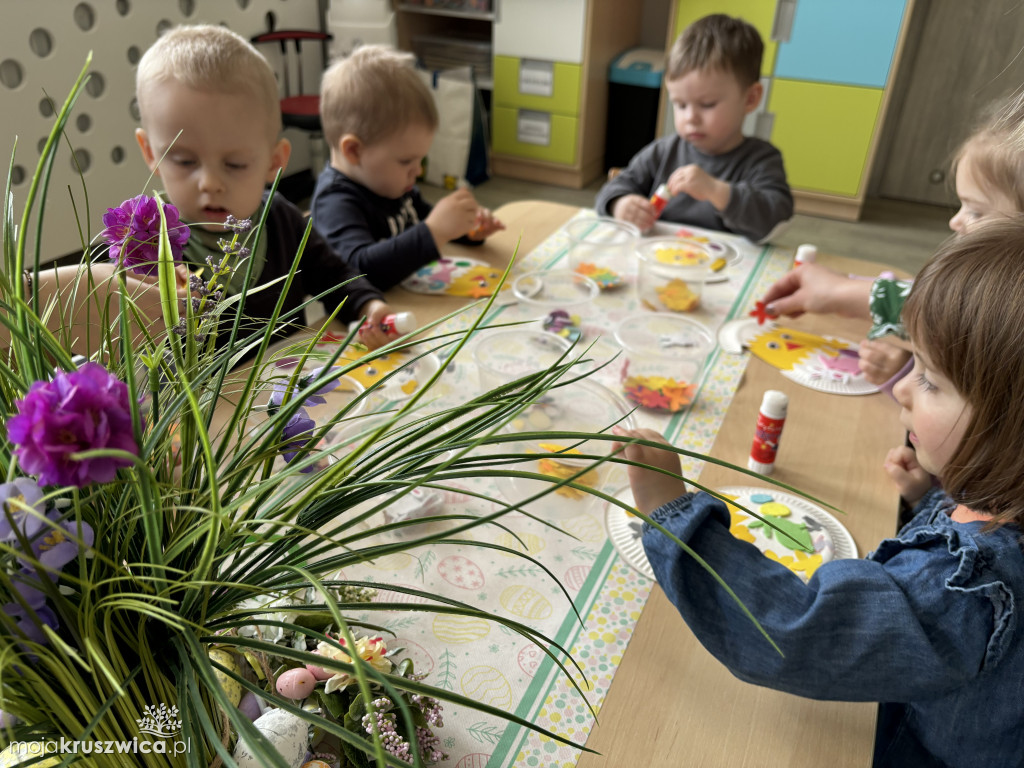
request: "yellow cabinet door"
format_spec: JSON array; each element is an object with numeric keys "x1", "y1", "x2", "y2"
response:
[
  {"x1": 767, "y1": 79, "x2": 883, "y2": 197},
  {"x1": 492, "y1": 107, "x2": 579, "y2": 166},
  {"x1": 673, "y1": 0, "x2": 779, "y2": 76}
]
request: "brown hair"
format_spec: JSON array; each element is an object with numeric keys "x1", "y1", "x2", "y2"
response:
[
  {"x1": 320, "y1": 44, "x2": 438, "y2": 150},
  {"x1": 136, "y1": 24, "x2": 282, "y2": 137},
  {"x1": 903, "y1": 217, "x2": 1024, "y2": 526},
  {"x1": 951, "y1": 89, "x2": 1024, "y2": 214},
  {"x1": 667, "y1": 14, "x2": 763, "y2": 87}
]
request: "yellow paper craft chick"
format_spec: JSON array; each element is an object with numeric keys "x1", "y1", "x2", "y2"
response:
[
  {"x1": 652, "y1": 278, "x2": 700, "y2": 311},
  {"x1": 447, "y1": 265, "x2": 508, "y2": 298},
  {"x1": 336, "y1": 351, "x2": 410, "y2": 390},
  {"x1": 747, "y1": 327, "x2": 848, "y2": 371},
  {"x1": 535, "y1": 442, "x2": 599, "y2": 500}
]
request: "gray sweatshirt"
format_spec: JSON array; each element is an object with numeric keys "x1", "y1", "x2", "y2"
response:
[{"x1": 595, "y1": 135, "x2": 794, "y2": 242}]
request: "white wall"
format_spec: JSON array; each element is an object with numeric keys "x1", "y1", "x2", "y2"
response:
[{"x1": 0, "y1": 0, "x2": 322, "y2": 263}]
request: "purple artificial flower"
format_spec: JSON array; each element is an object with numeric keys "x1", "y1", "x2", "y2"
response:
[
  {"x1": 281, "y1": 407, "x2": 316, "y2": 471},
  {"x1": 3, "y1": 571, "x2": 58, "y2": 650},
  {"x1": 101, "y1": 194, "x2": 190, "y2": 277},
  {"x1": 7, "y1": 363, "x2": 140, "y2": 488},
  {"x1": 21, "y1": 511, "x2": 95, "y2": 571},
  {"x1": 0, "y1": 478, "x2": 46, "y2": 541},
  {"x1": 268, "y1": 367, "x2": 343, "y2": 412}
]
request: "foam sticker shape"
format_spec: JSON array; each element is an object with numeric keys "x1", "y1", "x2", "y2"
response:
[
  {"x1": 401, "y1": 255, "x2": 510, "y2": 297},
  {"x1": 747, "y1": 326, "x2": 849, "y2": 371}
]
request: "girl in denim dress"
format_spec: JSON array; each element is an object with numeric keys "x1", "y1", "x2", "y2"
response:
[{"x1": 617, "y1": 220, "x2": 1024, "y2": 768}]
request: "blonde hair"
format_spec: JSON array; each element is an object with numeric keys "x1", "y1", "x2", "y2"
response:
[
  {"x1": 136, "y1": 24, "x2": 282, "y2": 137},
  {"x1": 903, "y1": 217, "x2": 1024, "y2": 527},
  {"x1": 320, "y1": 44, "x2": 438, "y2": 149},
  {"x1": 952, "y1": 89, "x2": 1024, "y2": 213},
  {"x1": 667, "y1": 14, "x2": 763, "y2": 87}
]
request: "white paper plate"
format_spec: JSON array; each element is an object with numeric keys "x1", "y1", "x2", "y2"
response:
[
  {"x1": 717, "y1": 317, "x2": 772, "y2": 354},
  {"x1": 605, "y1": 484, "x2": 857, "y2": 581},
  {"x1": 646, "y1": 223, "x2": 744, "y2": 282}
]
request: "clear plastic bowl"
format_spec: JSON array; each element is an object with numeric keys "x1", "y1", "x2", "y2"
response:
[
  {"x1": 512, "y1": 269, "x2": 599, "y2": 315},
  {"x1": 634, "y1": 238, "x2": 712, "y2": 313},
  {"x1": 565, "y1": 217, "x2": 640, "y2": 290},
  {"x1": 495, "y1": 379, "x2": 635, "y2": 518},
  {"x1": 614, "y1": 313, "x2": 713, "y2": 412}
]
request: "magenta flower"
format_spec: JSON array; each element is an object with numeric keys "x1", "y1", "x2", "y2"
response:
[
  {"x1": 100, "y1": 194, "x2": 190, "y2": 276},
  {"x1": 7, "y1": 363, "x2": 140, "y2": 488}
]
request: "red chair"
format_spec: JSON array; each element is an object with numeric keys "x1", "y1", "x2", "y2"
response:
[{"x1": 251, "y1": 28, "x2": 333, "y2": 133}]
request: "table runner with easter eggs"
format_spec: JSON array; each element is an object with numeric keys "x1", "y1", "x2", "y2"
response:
[{"x1": 336, "y1": 211, "x2": 794, "y2": 768}]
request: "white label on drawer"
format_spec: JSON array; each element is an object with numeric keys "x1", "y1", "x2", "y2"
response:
[
  {"x1": 517, "y1": 109, "x2": 551, "y2": 146},
  {"x1": 519, "y1": 59, "x2": 554, "y2": 97}
]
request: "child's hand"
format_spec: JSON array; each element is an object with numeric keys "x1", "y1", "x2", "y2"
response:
[
  {"x1": 667, "y1": 164, "x2": 729, "y2": 210},
  {"x1": 858, "y1": 339, "x2": 912, "y2": 385},
  {"x1": 425, "y1": 188, "x2": 479, "y2": 246},
  {"x1": 611, "y1": 194, "x2": 659, "y2": 232},
  {"x1": 355, "y1": 299, "x2": 394, "y2": 350},
  {"x1": 613, "y1": 427, "x2": 688, "y2": 515},
  {"x1": 883, "y1": 444, "x2": 932, "y2": 507},
  {"x1": 761, "y1": 263, "x2": 871, "y2": 319},
  {"x1": 468, "y1": 208, "x2": 505, "y2": 240}
]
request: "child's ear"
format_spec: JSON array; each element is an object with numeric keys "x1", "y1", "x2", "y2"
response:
[
  {"x1": 744, "y1": 81, "x2": 764, "y2": 114},
  {"x1": 135, "y1": 128, "x2": 160, "y2": 174},
  {"x1": 266, "y1": 137, "x2": 292, "y2": 183},
  {"x1": 339, "y1": 134, "x2": 362, "y2": 166}
]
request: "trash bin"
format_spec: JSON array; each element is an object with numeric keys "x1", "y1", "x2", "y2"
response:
[{"x1": 605, "y1": 47, "x2": 666, "y2": 172}]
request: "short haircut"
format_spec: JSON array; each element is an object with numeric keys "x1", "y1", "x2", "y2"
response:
[
  {"x1": 667, "y1": 13, "x2": 763, "y2": 88},
  {"x1": 903, "y1": 217, "x2": 1024, "y2": 528},
  {"x1": 136, "y1": 24, "x2": 282, "y2": 137},
  {"x1": 952, "y1": 88, "x2": 1024, "y2": 214},
  {"x1": 320, "y1": 44, "x2": 438, "y2": 149}
]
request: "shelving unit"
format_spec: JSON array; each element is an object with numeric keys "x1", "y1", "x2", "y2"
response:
[{"x1": 393, "y1": 0, "x2": 495, "y2": 88}]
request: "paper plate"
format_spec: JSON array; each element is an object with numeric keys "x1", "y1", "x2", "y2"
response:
[
  {"x1": 717, "y1": 317, "x2": 772, "y2": 354},
  {"x1": 401, "y1": 255, "x2": 511, "y2": 298},
  {"x1": 605, "y1": 485, "x2": 858, "y2": 582}
]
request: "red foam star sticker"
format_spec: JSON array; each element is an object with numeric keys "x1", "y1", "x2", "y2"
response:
[{"x1": 749, "y1": 300, "x2": 779, "y2": 325}]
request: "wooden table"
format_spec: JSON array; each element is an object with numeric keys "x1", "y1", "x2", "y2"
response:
[{"x1": 396, "y1": 202, "x2": 910, "y2": 766}]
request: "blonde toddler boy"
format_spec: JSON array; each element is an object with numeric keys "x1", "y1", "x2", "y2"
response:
[
  {"x1": 133, "y1": 25, "x2": 396, "y2": 351},
  {"x1": 312, "y1": 45, "x2": 503, "y2": 291},
  {"x1": 595, "y1": 14, "x2": 793, "y2": 242}
]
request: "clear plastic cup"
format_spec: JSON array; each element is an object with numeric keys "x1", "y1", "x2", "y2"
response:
[
  {"x1": 495, "y1": 379, "x2": 635, "y2": 518},
  {"x1": 634, "y1": 238, "x2": 711, "y2": 313},
  {"x1": 614, "y1": 313, "x2": 713, "y2": 412},
  {"x1": 471, "y1": 328, "x2": 574, "y2": 392},
  {"x1": 565, "y1": 217, "x2": 640, "y2": 290}
]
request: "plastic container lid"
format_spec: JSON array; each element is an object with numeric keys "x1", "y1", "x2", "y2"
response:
[
  {"x1": 609, "y1": 47, "x2": 666, "y2": 88},
  {"x1": 614, "y1": 313, "x2": 714, "y2": 360}
]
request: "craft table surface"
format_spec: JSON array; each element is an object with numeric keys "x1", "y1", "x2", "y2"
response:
[{"x1": 393, "y1": 201, "x2": 910, "y2": 767}]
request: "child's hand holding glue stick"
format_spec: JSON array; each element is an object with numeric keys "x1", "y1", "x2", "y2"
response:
[{"x1": 349, "y1": 305, "x2": 417, "y2": 349}]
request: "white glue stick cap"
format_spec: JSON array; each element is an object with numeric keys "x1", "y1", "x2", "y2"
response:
[
  {"x1": 794, "y1": 244, "x2": 817, "y2": 266},
  {"x1": 761, "y1": 389, "x2": 788, "y2": 419},
  {"x1": 391, "y1": 311, "x2": 417, "y2": 335}
]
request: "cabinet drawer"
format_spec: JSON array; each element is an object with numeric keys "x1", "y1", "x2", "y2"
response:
[
  {"x1": 493, "y1": 57, "x2": 582, "y2": 115},
  {"x1": 493, "y1": 0, "x2": 586, "y2": 62},
  {"x1": 492, "y1": 107, "x2": 578, "y2": 166},
  {"x1": 767, "y1": 79, "x2": 883, "y2": 197}
]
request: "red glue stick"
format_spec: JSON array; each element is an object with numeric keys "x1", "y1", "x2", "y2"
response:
[
  {"x1": 748, "y1": 390, "x2": 788, "y2": 474},
  {"x1": 650, "y1": 183, "x2": 672, "y2": 215}
]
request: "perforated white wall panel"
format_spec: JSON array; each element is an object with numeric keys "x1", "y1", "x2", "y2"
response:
[{"x1": 0, "y1": 0, "x2": 322, "y2": 263}]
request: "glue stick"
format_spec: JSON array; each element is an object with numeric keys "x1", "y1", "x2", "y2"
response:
[
  {"x1": 350, "y1": 311, "x2": 417, "y2": 339},
  {"x1": 650, "y1": 183, "x2": 672, "y2": 215},
  {"x1": 748, "y1": 390, "x2": 788, "y2": 474},
  {"x1": 794, "y1": 244, "x2": 817, "y2": 267}
]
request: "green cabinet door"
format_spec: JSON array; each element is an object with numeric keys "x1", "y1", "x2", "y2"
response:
[{"x1": 767, "y1": 79, "x2": 882, "y2": 197}]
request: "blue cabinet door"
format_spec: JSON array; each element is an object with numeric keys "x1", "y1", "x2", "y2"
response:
[{"x1": 773, "y1": 0, "x2": 907, "y2": 88}]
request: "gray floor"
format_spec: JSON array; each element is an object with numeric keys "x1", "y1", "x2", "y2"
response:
[{"x1": 420, "y1": 176, "x2": 954, "y2": 277}]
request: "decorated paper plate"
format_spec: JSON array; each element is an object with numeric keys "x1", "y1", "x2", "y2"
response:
[
  {"x1": 605, "y1": 485, "x2": 857, "y2": 583},
  {"x1": 401, "y1": 255, "x2": 510, "y2": 298},
  {"x1": 646, "y1": 223, "x2": 743, "y2": 282},
  {"x1": 735, "y1": 323, "x2": 880, "y2": 396},
  {"x1": 276, "y1": 346, "x2": 441, "y2": 403}
]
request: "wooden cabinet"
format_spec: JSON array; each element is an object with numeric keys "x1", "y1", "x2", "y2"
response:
[
  {"x1": 489, "y1": 0, "x2": 641, "y2": 188},
  {"x1": 664, "y1": 0, "x2": 915, "y2": 220}
]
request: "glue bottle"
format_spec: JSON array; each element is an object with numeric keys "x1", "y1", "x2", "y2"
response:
[
  {"x1": 650, "y1": 183, "x2": 672, "y2": 215},
  {"x1": 350, "y1": 311, "x2": 417, "y2": 339},
  {"x1": 748, "y1": 390, "x2": 788, "y2": 474},
  {"x1": 794, "y1": 243, "x2": 817, "y2": 268}
]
